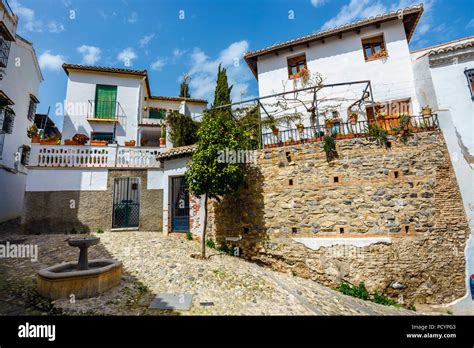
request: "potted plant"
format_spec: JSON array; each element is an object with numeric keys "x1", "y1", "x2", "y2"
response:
[
  {"x1": 348, "y1": 112, "x2": 358, "y2": 125},
  {"x1": 125, "y1": 140, "x2": 136, "y2": 147},
  {"x1": 40, "y1": 135, "x2": 61, "y2": 145},
  {"x1": 421, "y1": 105, "x2": 432, "y2": 118},
  {"x1": 71, "y1": 133, "x2": 89, "y2": 145},
  {"x1": 27, "y1": 123, "x2": 40, "y2": 143},
  {"x1": 296, "y1": 123, "x2": 305, "y2": 133},
  {"x1": 160, "y1": 122, "x2": 166, "y2": 146},
  {"x1": 141, "y1": 138, "x2": 148, "y2": 146},
  {"x1": 324, "y1": 117, "x2": 333, "y2": 130},
  {"x1": 91, "y1": 139, "x2": 108, "y2": 146}
]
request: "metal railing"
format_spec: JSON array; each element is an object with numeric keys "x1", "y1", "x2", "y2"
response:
[
  {"x1": 88, "y1": 100, "x2": 125, "y2": 121},
  {"x1": 262, "y1": 114, "x2": 439, "y2": 148}
]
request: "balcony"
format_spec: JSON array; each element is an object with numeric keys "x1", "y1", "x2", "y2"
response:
[
  {"x1": 0, "y1": 0, "x2": 18, "y2": 41},
  {"x1": 262, "y1": 114, "x2": 439, "y2": 148},
  {"x1": 28, "y1": 144, "x2": 163, "y2": 168},
  {"x1": 87, "y1": 100, "x2": 125, "y2": 123},
  {"x1": 140, "y1": 108, "x2": 167, "y2": 126}
]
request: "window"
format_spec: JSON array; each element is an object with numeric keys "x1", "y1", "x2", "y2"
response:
[
  {"x1": 0, "y1": 36, "x2": 11, "y2": 68},
  {"x1": 0, "y1": 106, "x2": 15, "y2": 134},
  {"x1": 21, "y1": 145, "x2": 31, "y2": 165},
  {"x1": 91, "y1": 132, "x2": 114, "y2": 143},
  {"x1": 362, "y1": 35, "x2": 387, "y2": 61},
  {"x1": 27, "y1": 95, "x2": 38, "y2": 121},
  {"x1": 149, "y1": 108, "x2": 166, "y2": 119},
  {"x1": 94, "y1": 85, "x2": 117, "y2": 119},
  {"x1": 287, "y1": 54, "x2": 307, "y2": 79},
  {"x1": 0, "y1": 134, "x2": 4, "y2": 159},
  {"x1": 466, "y1": 69, "x2": 474, "y2": 100}
]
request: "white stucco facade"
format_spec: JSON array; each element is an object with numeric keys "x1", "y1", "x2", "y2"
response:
[
  {"x1": 0, "y1": 34, "x2": 42, "y2": 222},
  {"x1": 253, "y1": 19, "x2": 420, "y2": 127},
  {"x1": 411, "y1": 37, "x2": 474, "y2": 314}
]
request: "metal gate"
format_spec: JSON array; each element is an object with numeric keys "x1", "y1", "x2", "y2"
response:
[
  {"x1": 112, "y1": 177, "x2": 140, "y2": 228},
  {"x1": 171, "y1": 176, "x2": 190, "y2": 232}
]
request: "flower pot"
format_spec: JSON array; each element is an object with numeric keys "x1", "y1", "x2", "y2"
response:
[
  {"x1": 422, "y1": 108, "x2": 432, "y2": 118},
  {"x1": 349, "y1": 114, "x2": 358, "y2": 125},
  {"x1": 324, "y1": 120, "x2": 333, "y2": 129},
  {"x1": 40, "y1": 139, "x2": 59, "y2": 145},
  {"x1": 159, "y1": 138, "x2": 166, "y2": 146},
  {"x1": 124, "y1": 140, "x2": 136, "y2": 147},
  {"x1": 296, "y1": 124, "x2": 305, "y2": 133},
  {"x1": 31, "y1": 135, "x2": 40, "y2": 143},
  {"x1": 272, "y1": 128, "x2": 279, "y2": 136},
  {"x1": 91, "y1": 140, "x2": 108, "y2": 146},
  {"x1": 64, "y1": 139, "x2": 81, "y2": 146}
]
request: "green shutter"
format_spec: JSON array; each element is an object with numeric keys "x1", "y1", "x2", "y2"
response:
[
  {"x1": 149, "y1": 109, "x2": 165, "y2": 119},
  {"x1": 95, "y1": 85, "x2": 117, "y2": 119}
]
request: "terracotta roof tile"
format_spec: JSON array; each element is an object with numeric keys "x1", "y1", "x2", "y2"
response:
[
  {"x1": 157, "y1": 145, "x2": 196, "y2": 162},
  {"x1": 149, "y1": 96, "x2": 208, "y2": 104},
  {"x1": 62, "y1": 63, "x2": 147, "y2": 76}
]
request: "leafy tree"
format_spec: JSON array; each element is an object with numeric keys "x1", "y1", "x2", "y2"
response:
[
  {"x1": 212, "y1": 64, "x2": 232, "y2": 108},
  {"x1": 179, "y1": 74, "x2": 191, "y2": 98},
  {"x1": 166, "y1": 111, "x2": 200, "y2": 147},
  {"x1": 186, "y1": 108, "x2": 247, "y2": 258}
]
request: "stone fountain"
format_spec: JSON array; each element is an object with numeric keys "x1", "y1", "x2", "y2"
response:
[{"x1": 37, "y1": 237, "x2": 122, "y2": 300}]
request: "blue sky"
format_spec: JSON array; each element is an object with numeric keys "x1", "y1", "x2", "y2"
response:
[{"x1": 10, "y1": 0, "x2": 474, "y2": 128}]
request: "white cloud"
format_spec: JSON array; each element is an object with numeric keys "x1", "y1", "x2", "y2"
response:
[
  {"x1": 187, "y1": 40, "x2": 253, "y2": 102},
  {"x1": 117, "y1": 48, "x2": 137, "y2": 66},
  {"x1": 310, "y1": 0, "x2": 328, "y2": 8},
  {"x1": 139, "y1": 34, "x2": 155, "y2": 48},
  {"x1": 173, "y1": 48, "x2": 186, "y2": 59},
  {"x1": 47, "y1": 21, "x2": 65, "y2": 33},
  {"x1": 10, "y1": 0, "x2": 43, "y2": 32},
  {"x1": 127, "y1": 12, "x2": 138, "y2": 24},
  {"x1": 38, "y1": 51, "x2": 65, "y2": 71},
  {"x1": 466, "y1": 19, "x2": 474, "y2": 29},
  {"x1": 321, "y1": 0, "x2": 387, "y2": 30},
  {"x1": 77, "y1": 45, "x2": 101, "y2": 65},
  {"x1": 151, "y1": 58, "x2": 167, "y2": 71}
]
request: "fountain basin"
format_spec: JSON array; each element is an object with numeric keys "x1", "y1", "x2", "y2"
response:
[{"x1": 37, "y1": 259, "x2": 122, "y2": 299}]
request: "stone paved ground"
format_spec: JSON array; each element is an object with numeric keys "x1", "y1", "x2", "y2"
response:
[{"x1": 0, "y1": 230, "x2": 417, "y2": 315}]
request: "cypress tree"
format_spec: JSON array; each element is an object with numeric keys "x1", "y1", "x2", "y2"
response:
[{"x1": 212, "y1": 64, "x2": 233, "y2": 108}]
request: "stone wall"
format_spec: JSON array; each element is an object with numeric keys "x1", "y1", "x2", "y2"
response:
[
  {"x1": 22, "y1": 169, "x2": 163, "y2": 234},
  {"x1": 207, "y1": 132, "x2": 470, "y2": 305}
]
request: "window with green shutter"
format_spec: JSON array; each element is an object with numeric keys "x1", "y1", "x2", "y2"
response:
[
  {"x1": 95, "y1": 85, "x2": 117, "y2": 119},
  {"x1": 149, "y1": 108, "x2": 166, "y2": 119}
]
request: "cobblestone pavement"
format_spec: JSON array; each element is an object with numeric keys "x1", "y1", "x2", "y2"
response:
[{"x1": 0, "y1": 231, "x2": 416, "y2": 315}]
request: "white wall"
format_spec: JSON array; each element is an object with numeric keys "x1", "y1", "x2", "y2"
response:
[
  {"x1": 0, "y1": 36, "x2": 42, "y2": 222},
  {"x1": 256, "y1": 20, "x2": 419, "y2": 127},
  {"x1": 62, "y1": 72, "x2": 143, "y2": 145},
  {"x1": 26, "y1": 168, "x2": 108, "y2": 191}
]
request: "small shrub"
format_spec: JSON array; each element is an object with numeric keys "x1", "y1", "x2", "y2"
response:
[
  {"x1": 96, "y1": 228, "x2": 104, "y2": 234},
  {"x1": 373, "y1": 291, "x2": 401, "y2": 307},
  {"x1": 186, "y1": 230, "x2": 193, "y2": 240},
  {"x1": 367, "y1": 123, "x2": 389, "y2": 148},
  {"x1": 206, "y1": 239, "x2": 215, "y2": 249},
  {"x1": 323, "y1": 135, "x2": 337, "y2": 162},
  {"x1": 70, "y1": 227, "x2": 77, "y2": 234},
  {"x1": 336, "y1": 281, "x2": 369, "y2": 300}
]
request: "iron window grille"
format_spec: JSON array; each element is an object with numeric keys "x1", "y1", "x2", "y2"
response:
[
  {"x1": 0, "y1": 107, "x2": 14, "y2": 134},
  {"x1": 27, "y1": 97, "x2": 38, "y2": 121},
  {"x1": 0, "y1": 36, "x2": 11, "y2": 68},
  {"x1": 465, "y1": 69, "x2": 474, "y2": 100}
]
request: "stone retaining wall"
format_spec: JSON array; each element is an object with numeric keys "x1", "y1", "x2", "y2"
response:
[{"x1": 207, "y1": 132, "x2": 470, "y2": 305}]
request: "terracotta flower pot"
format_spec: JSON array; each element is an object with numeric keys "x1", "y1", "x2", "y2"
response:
[
  {"x1": 325, "y1": 120, "x2": 333, "y2": 129},
  {"x1": 272, "y1": 128, "x2": 279, "y2": 136},
  {"x1": 91, "y1": 140, "x2": 108, "y2": 146},
  {"x1": 124, "y1": 140, "x2": 136, "y2": 147},
  {"x1": 159, "y1": 138, "x2": 166, "y2": 146},
  {"x1": 64, "y1": 139, "x2": 80, "y2": 146},
  {"x1": 296, "y1": 124, "x2": 305, "y2": 133},
  {"x1": 40, "y1": 139, "x2": 59, "y2": 145},
  {"x1": 31, "y1": 135, "x2": 40, "y2": 143}
]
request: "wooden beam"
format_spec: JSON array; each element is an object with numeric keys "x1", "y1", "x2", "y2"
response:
[
  {"x1": 356, "y1": 28, "x2": 361, "y2": 34},
  {"x1": 275, "y1": 51, "x2": 279, "y2": 56},
  {"x1": 375, "y1": 22, "x2": 381, "y2": 29},
  {"x1": 306, "y1": 42, "x2": 310, "y2": 48},
  {"x1": 290, "y1": 46, "x2": 294, "y2": 52},
  {"x1": 338, "y1": 33, "x2": 342, "y2": 39},
  {"x1": 321, "y1": 39, "x2": 325, "y2": 44}
]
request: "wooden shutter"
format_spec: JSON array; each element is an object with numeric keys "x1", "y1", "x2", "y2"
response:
[{"x1": 95, "y1": 85, "x2": 117, "y2": 119}]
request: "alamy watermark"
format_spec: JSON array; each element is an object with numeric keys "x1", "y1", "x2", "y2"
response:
[
  {"x1": 0, "y1": 242, "x2": 38, "y2": 262},
  {"x1": 217, "y1": 149, "x2": 257, "y2": 165}
]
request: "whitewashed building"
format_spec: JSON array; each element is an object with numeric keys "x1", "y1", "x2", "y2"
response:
[
  {"x1": 411, "y1": 36, "x2": 474, "y2": 314},
  {"x1": 23, "y1": 63, "x2": 207, "y2": 236},
  {"x1": 244, "y1": 4, "x2": 424, "y2": 131},
  {"x1": 0, "y1": 0, "x2": 43, "y2": 222}
]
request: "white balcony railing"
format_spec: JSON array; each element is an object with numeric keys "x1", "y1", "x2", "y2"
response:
[
  {"x1": 29, "y1": 144, "x2": 163, "y2": 168},
  {"x1": 0, "y1": 0, "x2": 19, "y2": 41}
]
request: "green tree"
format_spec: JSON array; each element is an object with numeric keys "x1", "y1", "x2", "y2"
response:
[
  {"x1": 166, "y1": 111, "x2": 199, "y2": 147},
  {"x1": 179, "y1": 74, "x2": 191, "y2": 98},
  {"x1": 186, "y1": 109, "x2": 247, "y2": 258},
  {"x1": 212, "y1": 64, "x2": 232, "y2": 108}
]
